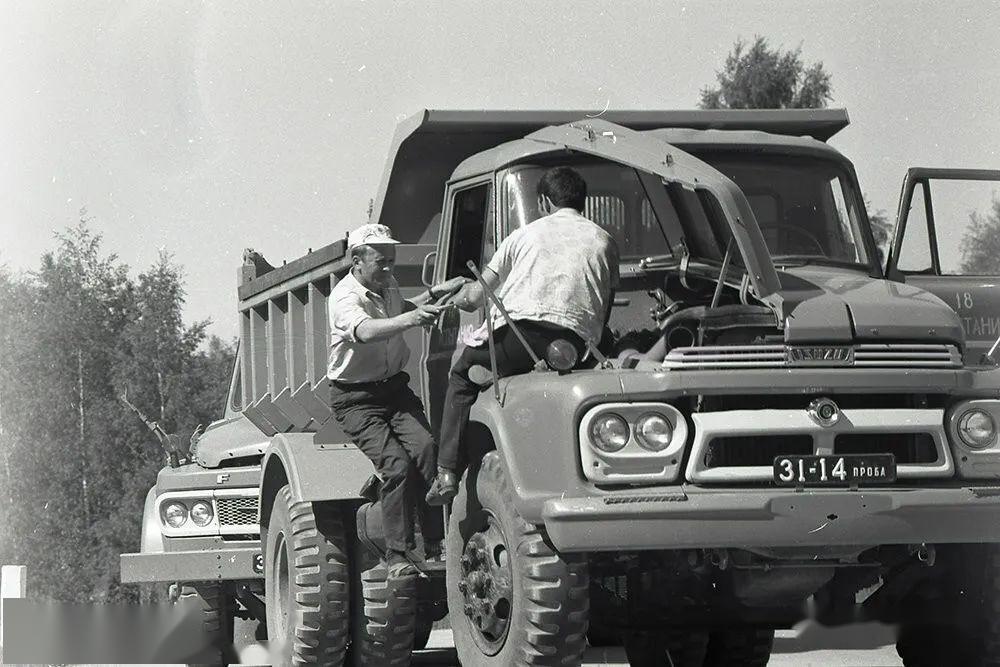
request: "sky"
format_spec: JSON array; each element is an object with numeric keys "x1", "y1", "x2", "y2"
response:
[{"x1": 2, "y1": 0, "x2": 1000, "y2": 339}]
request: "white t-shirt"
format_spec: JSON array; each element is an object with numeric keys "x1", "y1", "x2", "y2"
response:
[{"x1": 485, "y1": 208, "x2": 619, "y2": 345}]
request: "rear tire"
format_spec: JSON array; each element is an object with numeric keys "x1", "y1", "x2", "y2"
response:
[
  {"x1": 176, "y1": 583, "x2": 237, "y2": 666},
  {"x1": 447, "y1": 451, "x2": 590, "y2": 666},
  {"x1": 349, "y1": 562, "x2": 418, "y2": 666},
  {"x1": 703, "y1": 628, "x2": 774, "y2": 667},
  {"x1": 264, "y1": 486, "x2": 350, "y2": 666}
]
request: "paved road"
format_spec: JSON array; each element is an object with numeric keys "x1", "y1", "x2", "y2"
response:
[{"x1": 237, "y1": 622, "x2": 904, "y2": 666}]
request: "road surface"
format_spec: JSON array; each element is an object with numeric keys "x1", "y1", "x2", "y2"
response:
[{"x1": 237, "y1": 622, "x2": 904, "y2": 666}]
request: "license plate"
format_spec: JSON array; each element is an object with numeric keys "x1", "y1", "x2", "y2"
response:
[{"x1": 773, "y1": 454, "x2": 896, "y2": 487}]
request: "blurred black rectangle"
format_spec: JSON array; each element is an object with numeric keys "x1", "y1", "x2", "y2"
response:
[{"x1": 2, "y1": 598, "x2": 228, "y2": 663}]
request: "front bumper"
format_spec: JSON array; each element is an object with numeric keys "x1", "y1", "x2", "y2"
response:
[
  {"x1": 120, "y1": 546, "x2": 263, "y2": 583},
  {"x1": 542, "y1": 486, "x2": 1000, "y2": 552}
]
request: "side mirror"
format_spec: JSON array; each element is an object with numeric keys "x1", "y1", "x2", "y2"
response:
[{"x1": 421, "y1": 251, "x2": 437, "y2": 288}]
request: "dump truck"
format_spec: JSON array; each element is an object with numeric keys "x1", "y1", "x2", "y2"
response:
[{"x1": 121, "y1": 109, "x2": 1000, "y2": 666}]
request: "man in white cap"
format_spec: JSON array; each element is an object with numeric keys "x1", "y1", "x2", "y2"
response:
[{"x1": 327, "y1": 223, "x2": 467, "y2": 577}]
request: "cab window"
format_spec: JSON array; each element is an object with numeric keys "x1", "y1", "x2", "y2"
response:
[
  {"x1": 445, "y1": 183, "x2": 494, "y2": 278},
  {"x1": 896, "y1": 178, "x2": 1000, "y2": 276},
  {"x1": 927, "y1": 180, "x2": 1000, "y2": 275}
]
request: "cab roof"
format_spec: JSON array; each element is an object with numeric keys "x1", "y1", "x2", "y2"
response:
[{"x1": 451, "y1": 126, "x2": 849, "y2": 181}]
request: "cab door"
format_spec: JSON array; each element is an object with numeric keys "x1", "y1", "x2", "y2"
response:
[
  {"x1": 419, "y1": 176, "x2": 496, "y2": 434},
  {"x1": 886, "y1": 168, "x2": 1000, "y2": 364}
]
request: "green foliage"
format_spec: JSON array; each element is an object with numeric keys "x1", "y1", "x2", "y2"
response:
[
  {"x1": 699, "y1": 36, "x2": 833, "y2": 110},
  {"x1": 0, "y1": 212, "x2": 235, "y2": 602},
  {"x1": 960, "y1": 195, "x2": 1000, "y2": 274}
]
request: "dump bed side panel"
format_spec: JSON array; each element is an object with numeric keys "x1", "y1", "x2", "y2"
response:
[{"x1": 236, "y1": 242, "x2": 435, "y2": 438}]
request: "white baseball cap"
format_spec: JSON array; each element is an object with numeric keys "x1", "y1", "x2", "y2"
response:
[{"x1": 347, "y1": 223, "x2": 400, "y2": 249}]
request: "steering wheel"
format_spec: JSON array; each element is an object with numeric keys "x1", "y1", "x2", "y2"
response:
[{"x1": 760, "y1": 223, "x2": 826, "y2": 257}]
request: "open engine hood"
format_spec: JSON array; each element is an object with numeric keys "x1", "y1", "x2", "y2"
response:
[{"x1": 517, "y1": 119, "x2": 782, "y2": 299}]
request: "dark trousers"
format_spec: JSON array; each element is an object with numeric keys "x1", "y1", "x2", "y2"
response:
[
  {"x1": 328, "y1": 372, "x2": 443, "y2": 552},
  {"x1": 438, "y1": 321, "x2": 584, "y2": 472}
]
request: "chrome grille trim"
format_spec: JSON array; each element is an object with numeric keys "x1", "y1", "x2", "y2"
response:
[
  {"x1": 663, "y1": 343, "x2": 961, "y2": 370},
  {"x1": 685, "y1": 408, "x2": 953, "y2": 483},
  {"x1": 663, "y1": 345, "x2": 786, "y2": 370}
]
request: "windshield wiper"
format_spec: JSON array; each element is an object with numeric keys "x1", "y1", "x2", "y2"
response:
[{"x1": 772, "y1": 255, "x2": 868, "y2": 270}]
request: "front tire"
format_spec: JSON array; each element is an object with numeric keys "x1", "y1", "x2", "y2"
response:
[
  {"x1": 264, "y1": 485, "x2": 350, "y2": 666},
  {"x1": 447, "y1": 451, "x2": 590, "y2": 666},
  {"x1": 896, "y1": 544, "x2": 1000, "y2": 666}
]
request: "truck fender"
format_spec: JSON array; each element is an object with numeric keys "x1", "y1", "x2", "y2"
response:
[
  {"x1": 139, "y1": 487, "x2": 164, "y2": 554},
  {"x1": 468, "y1": 401, "x2": 540, "y2": 520},
  {"x1": 259, "y1": 432, "x2": 373, "y2": 531}
]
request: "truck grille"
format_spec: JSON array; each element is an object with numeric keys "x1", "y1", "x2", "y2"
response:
[
  {"x1": 663, "y1": 343, "x2": 961, "y2": 370},
  {"x1": 703, "y1": 433, "x2": 939, "y2": 468},
  {"x1": 217, "y1": 496, "x2": 260, "y2": 527},
  {"x1": 687, "y1": 408, "x2": 953, "y2": 483}
]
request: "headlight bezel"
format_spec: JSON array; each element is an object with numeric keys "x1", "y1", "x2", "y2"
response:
[
  {"x1": 155, "y1": 488, "x2": 259, "y2": 538},
  {"x1": 579, "y1": 402, "x2": 689, "y2": 484}
]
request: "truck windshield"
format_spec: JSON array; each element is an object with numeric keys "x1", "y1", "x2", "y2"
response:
[
  {"x1": 499, "y1": 162, "x2": 672, "y2": 260},
  {"x1": 694, "y1": 152, "x2": 872, "y2": 268},
  {"x1": 499, "y1": 154, "x2": 871, "y2": 269}
]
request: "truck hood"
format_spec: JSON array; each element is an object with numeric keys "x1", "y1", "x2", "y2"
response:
[
  {"x1": 192, "y1": 415, "x2": 270, "y2": 469},
  {"x1": 521, "y1": 120, "x2": 782, "y2": 299},
  {"x1": 778, "y1": 265, "x2": 964, "y2": 345}
]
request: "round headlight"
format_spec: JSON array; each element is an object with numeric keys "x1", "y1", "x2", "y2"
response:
[
  {"x1": 163, "y1": 502, "x2": 188, "y2": 528},
  {"x1": 958, "y1": 409, "x2": 997, "y2": 449},
  {"x1": 545, "y1": 339, "x2": 579, "y2": 372},
  {"x1": 635, "y1": 413, "x2": 673, "y2": 451},
  {"x1": 590, "y1": 413, "x2": 630, "y2": 452},
  {"x1": 191, "y1": 501, "x2": 214, "y2": 527}
]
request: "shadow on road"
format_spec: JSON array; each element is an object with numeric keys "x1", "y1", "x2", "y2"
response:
[{"x1": 773, "y1": 621, "x2": 898, "y2": 653}]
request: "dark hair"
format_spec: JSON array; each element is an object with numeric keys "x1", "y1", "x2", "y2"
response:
[{"x1": 537, "y1": 166, "x2": 587, "y2": 212}]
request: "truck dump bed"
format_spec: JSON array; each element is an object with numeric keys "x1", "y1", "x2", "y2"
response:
[{"x1": 235, "y1": 241, "x2": 433, "y2": 436}]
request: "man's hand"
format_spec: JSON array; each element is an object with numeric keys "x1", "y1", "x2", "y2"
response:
[
  {"x1": 432, "y1": 276, "x2": 471, "y2": 300},
  {"x1": 406, "y1": 303, "x2": 446, "y2": 327}
]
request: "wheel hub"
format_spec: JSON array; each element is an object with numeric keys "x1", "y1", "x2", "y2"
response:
[{"x1": 459, "y1": 516, "x2": 513, "y2": 654}]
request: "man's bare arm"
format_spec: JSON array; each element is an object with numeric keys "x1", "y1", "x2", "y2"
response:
[
  {"x1": 355, "y1": 305, "x2": 445, "y2": 342},
  {"x1": 408, "y1": 276, "x2": 471, "y2": 307},
  {"x1": 447, "y1": 268, "x2": 501, "y2": 311}
]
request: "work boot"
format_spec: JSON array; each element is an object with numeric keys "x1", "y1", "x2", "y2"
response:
[
  {"x1": 386, "y1": 549, "x2": 418, "y2": 579},
  {"x1": 425, "y1": 468, "x2": 458, "y2": 506}
]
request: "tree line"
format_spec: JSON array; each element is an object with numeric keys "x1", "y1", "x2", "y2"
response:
[{"x1": 0, "y1": 214, "x2": 234, "y2": 602}]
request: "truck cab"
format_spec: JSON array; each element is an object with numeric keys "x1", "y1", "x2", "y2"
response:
[{"x1": 121, "y1": 109, "x2": 1000, "y2": 667}]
